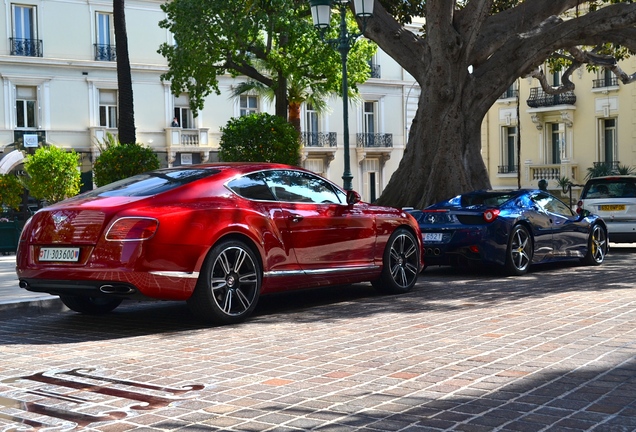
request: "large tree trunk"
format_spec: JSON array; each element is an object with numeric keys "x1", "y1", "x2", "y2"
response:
[
  {"x1": 368, "y1": 1, "x2": 494, "y2": 210},
  {"x1": 376, "y1": 87, "x2": 490, "y2": 209},
  {"x1": 114, "y1": 0, "x2": 136, "y2": 145}
]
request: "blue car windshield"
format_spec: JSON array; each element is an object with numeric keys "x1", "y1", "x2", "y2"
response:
[
  {"x1": 460, "y1": 192, "x2": 516, "y2": 207},
  {"x1": 77, "y1": 168, "x2": 219, "y2": 198}
]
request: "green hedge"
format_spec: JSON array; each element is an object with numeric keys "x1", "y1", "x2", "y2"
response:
[{"x1": 219, "y1": 113, "x2": 300, "y2": 165}]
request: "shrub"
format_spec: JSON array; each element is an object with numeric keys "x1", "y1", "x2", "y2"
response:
[
  {"x1": 23, "y1": 146, "x2": 81, "y2": 204},
  {"x1": 0, "y1": 173, "x2": 24, "y2": 210},
  {"x1": 585, "y1": 163, "x2": 636, "y2": 180},
  {"x1": 219, "y1": 113, "x2": 300, "y2": 165},
  {"x1": 93, "y1": 138, "x2": 160, "y2": 187}
]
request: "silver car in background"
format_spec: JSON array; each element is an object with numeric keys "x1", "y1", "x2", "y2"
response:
[{"x1": 577, "y1": 175, "x2": 636, "y2": 243}]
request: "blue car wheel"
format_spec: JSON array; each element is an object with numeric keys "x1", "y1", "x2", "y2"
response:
[
  {"x1": 581, "y1": 224, "x2": 607, "y2": 266},
  {"x1": 505, "y1": 225, "x2": 532, "y2": 275}
]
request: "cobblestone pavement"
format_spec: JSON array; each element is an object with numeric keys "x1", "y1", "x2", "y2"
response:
[{"x1": 0, "y1": 248, "x2": 635, "y2": 431}]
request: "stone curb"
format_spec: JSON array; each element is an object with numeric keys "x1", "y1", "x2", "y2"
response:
[{"x1": 0, "y1": 297, "x2": 66, "y2": 319}]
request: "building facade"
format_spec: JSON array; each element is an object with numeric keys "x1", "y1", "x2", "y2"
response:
[
  {"x1": 0, "y1": 0, "x2": 422, "y2": 204},
  {"x1": 483, "y1": 58, "x2": 636, "y2": 204},
  {"x1": 2, "y1": 0, "x2": 634, "y2": 207}
]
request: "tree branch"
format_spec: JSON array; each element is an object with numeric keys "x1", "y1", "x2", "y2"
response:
[
  {"x1": 225, "y1": 58, "x2": 275, "y2": 88},
  {"x1": 364, "y1": 0, "x2": 429, "y2": 79},
  {"x1": 472, "y1": 0, "x2": 591, "y2": 66},
  {"x1": 455, "y1": 0, "x2": 493, "y2": 62}
]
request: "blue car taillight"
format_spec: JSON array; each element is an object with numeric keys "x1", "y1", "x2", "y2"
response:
[{"x1": 483, "y1": 209, "x2": 500, "y2": 223}]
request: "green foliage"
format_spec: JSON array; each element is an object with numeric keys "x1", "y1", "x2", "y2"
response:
[
  {"x1": 616, "y1": 164, "x2": 635, "y2": 175},
  {"x1": 93, "y1": 138, "x2": 160, "y2": 187},
  {"x1": 94, "y1": 131, "x2": 119, "y2": 152},
  {"x1": 158, "y1": 0, "x2": 375, "y2": 116},
  {"x1": 585, "y1": 163, "x2": 635, "y2": 180},
  {"x1": 219, "y1": 114, "x2": 300, "y2": 165},
  {"x1": 557, "y1": 176, "x2": 572, "y2": 193},
  {"x1": 0, "y1": 174, "x2": 24, "y2": 210},
  {"x1": 23, "y1": 146, "x2": 81, "y2": 204}
]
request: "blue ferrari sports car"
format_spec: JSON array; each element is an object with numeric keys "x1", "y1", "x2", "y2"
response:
[{"x1": 407, "y1": 189, "x2": 608, "y2": 275}]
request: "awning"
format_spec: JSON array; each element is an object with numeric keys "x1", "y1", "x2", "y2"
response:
[{"x1": 0, "y1": 150, "x2": 25, "y2": 174}]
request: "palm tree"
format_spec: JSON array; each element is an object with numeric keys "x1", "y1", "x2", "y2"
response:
[
  {"x1": 230, "y1": 78, "x2": 330, "y2": 136},
  {"x1": 113, "y1": 0, "x2": 136, "y2": 145}
]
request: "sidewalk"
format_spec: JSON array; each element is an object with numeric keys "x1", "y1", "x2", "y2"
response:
[{"x1": 0, "y1": 254, "x2": 64, "y2": 315}]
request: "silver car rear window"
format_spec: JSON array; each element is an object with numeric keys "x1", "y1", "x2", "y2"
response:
[{"x1": 581, "y1": 179, "x2": 636, "y2": 199}]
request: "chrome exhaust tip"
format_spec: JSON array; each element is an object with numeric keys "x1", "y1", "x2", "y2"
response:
[
  {"x1": 99, "y1": 284, "x2": 135, "y2": 295},
  {"x1": 19, "y1": 280, "x2": 29, "y2": 289}
]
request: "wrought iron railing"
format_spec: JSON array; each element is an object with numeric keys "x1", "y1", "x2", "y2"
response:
[
  {"x1": 592, "y1": 77, "x2": 618, "y2": 88},
  {"x1": 94, "y1": 44, "x2": 117, "y2": 61},
  {"x1": 301, "y1": 132, "x2": 337, "y2": 147},
  {"x1": 498, "y1": 165, "x2": 518, "y2": 174},
  {"x1": 10, "y1": 38, "x2": 43, "y2": 57},
  {"x1": 369, "y1": 64, "x2": 381, "y2": 79},
  {"x1": 499, "y1": 89, "x2": 518, "y2": 99},
  {"x1": 356, "y1": 133, "x2": 393, "y2": 148},
  {"x1": 527, "y1": 87, "x2": 576, "y2": 108}
]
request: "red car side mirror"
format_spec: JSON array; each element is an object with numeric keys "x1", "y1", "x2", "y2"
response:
[{"x1": 346, "y1": 190, "x2": 362, "y2": 205}]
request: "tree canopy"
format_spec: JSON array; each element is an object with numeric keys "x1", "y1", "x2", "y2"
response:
[
  {"x1": 158, "y1": 0, "x2": 376, "y2": 119},
  {"x1": 365, "y1": 0, "x2": 636, "y2": 208}
]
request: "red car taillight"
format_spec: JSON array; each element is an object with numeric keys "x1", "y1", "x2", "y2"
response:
[
  {"x1": 106, "y1": 217, "x2": 159, "y2": 241},
  {"x1": 483, "y1": 209, "x2": 500, "y2": 223}
]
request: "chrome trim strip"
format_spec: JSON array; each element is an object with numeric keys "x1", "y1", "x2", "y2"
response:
[
  {"x1": 264, "y1": 270, "x2": 306, "y2": 277},
  {"x1": 264, "y1": 265, "x2": 379, "y2": 278},
  {"x1": 149, "y1": 271, "x2": 200, "y2": 279}
]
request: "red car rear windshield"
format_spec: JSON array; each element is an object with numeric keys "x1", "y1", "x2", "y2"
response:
[{"x1": 81, "y1": 168, "x2": 219, "y2": 198}]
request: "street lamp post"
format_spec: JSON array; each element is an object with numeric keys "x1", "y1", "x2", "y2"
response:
[{"x1": 309, "y1": 0, "x2": 373, "y2": 191}]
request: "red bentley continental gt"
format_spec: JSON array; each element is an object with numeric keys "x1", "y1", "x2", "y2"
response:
[{"x1": 16, "y1": 163, "x2": 423, "y2": 325}]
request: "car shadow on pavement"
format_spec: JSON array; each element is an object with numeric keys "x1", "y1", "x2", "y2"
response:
[{"x1": 0, "y1": 249, "x2": 633, "y2": 345}]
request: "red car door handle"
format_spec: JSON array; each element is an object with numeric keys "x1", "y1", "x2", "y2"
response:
[{"x1": 289, "y1": 214, "x2": 304, "y2": 223}]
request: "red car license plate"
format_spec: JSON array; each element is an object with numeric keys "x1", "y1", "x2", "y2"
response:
[{"x1": 39, "y1": 247, "x2": 80, "y2": 262}]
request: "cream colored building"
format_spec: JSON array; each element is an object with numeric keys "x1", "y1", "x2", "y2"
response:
[
  {"x1": 2, "y1": 0, "x2": 633, "y2": 206},
  {"x1": 483, "y1": 58, "x2": 636, "y2": 203},
  {"x1": 0, "y1": 0, "x2": 423, "y2": 204}
]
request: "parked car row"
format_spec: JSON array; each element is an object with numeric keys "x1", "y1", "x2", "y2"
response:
[
  {"x1": 14, "y1": 162, "x2": 628, "y2": 326},
  {"x1": 406, "y1": 188, "x2": 608, "y2": 276}
]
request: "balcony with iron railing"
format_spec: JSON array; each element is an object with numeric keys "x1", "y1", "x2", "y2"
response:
[
  {"x1": 498, "y1": 165, "x2": 518, "y2": 174},
  {"x1": 592, "y1": 77, "x2": 618, "y2": 89},
  {"x1": 10, "y1": 38, "x2": 43, "y2": 57},
  {"x1": 301, "y1": 132, "x2": 337, "y2": 147},
  {"x1": 356, "y1": 133, "x2": 393, "y2": 148},
  {"x1": 527, "y1": 87, "x2": 576, "y2": 108},
  {"x1": 94, "y1": 44, "x2": 116, "y2": 61},
  {"x1": 369, "y1": 64, "x2": 381, "y2": 79},
  {"x1": 499, "y1": 89, "x2": 518, "y2": 99}
]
